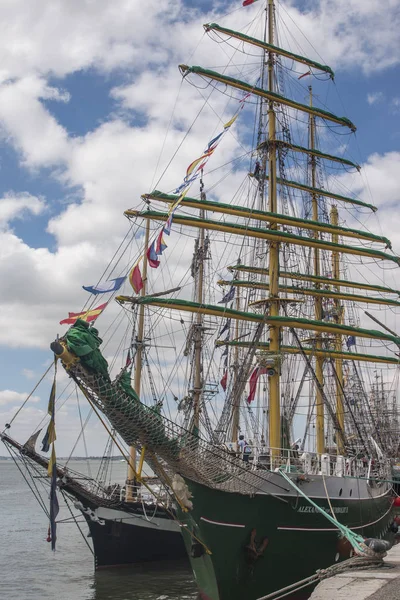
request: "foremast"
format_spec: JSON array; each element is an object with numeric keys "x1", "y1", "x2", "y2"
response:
[{"x1": 126, "y1": 220, "x2": 150, "y2": 501}]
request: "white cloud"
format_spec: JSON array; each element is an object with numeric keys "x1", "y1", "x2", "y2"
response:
[
  {"x1": 0, "y1": 191, "x2": 45, "y2": 228},
  {"x1": 277, "y1": 0, "x2": 400, "y2": 74},
  {"x1": 0, "y1": 0, "x2": 398, "y2": 412},
  {"x1": 391, "y1": 97, "x2": 400, "y2": 112},
  {"x1": 367, "y1": 92, "x2": 384, "y2": 105},
  {"x1": 0, "y1": 389, "x2": 40, "y2": 406},
  {"x1": 22, "y1": 369, "x2": 36, "y2": 380},
  {"x1": 0, "y1": 0, "x2": 187, "y2": 80}
]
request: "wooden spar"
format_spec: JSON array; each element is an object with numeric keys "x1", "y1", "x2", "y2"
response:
[
  {"x1": 179, "y1": 65, "x2": 356, "y2": 131},
  {"x1": 192, "y1": 188, "x2": 206, "y2": 432},
  {"x1": 267, "y1": 0, "x2": 281, "y2": 457},
  {"x1": 139, "y1": 193, "x2": 386, "y2": 244},
  {"x1": 116, "y1": 296, "x2": 400, "y2": 343},
  {"x1": 309, "y1": 86, "x2": 325, "y2": 455},
  {"x1": 125, "y1": 210, "x2": 400, "y2": 265},
  {"x1": 126, "y1": 220, "x2": 150, "y2": 501},
  {"x1": 216, "y1": 281, "x2": 400, "y2": 308},
  {"x1": 203, "y1": 23, "x2": 334, "y2": 78},
  {"x1": 265, "y1": 140, "x2": 360, "y2": 170},
  {"x1": 331, "y1": 205, "x2": 345, "y2": 454},
  {"x1": 264, "y1": 175, "x2": 376, "y2": 212},
  {"x1": 227, "y1": 266, "x2": 400, "y2": 297},
  {"x1": 215, "y1": 341, "x2": 400, "y2": 366}
]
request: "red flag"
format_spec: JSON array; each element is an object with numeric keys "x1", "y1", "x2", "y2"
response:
[
  {"x1": 146, "y1": 241, "x2": 160, "y2": 268},
  {"x1": 129, "y1": 261, "x2": 144, "y2": 294},
  {"x1": 247, "y1": 367, "x2": 267, "y2": 404},
  {"x1": 298, "y1": 70, "x2": 311, "y2": 80},
  {"x1": 220, "y1": 370, "x2": 228, "y2": 391},
  {"x1": 126, "y1": 349, "x2": 132, "y2": 367},
  {"x1": 243, "y1": 0, "x2": 259, "y2": 6},
  {"x1": 155, "y1": 229, "x2": 168, "y2": 255},
  {"x1": 60, "y1": 302, "x2": 107, "y2": 325}
]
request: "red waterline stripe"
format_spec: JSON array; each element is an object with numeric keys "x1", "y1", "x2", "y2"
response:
[
  {"x1": 200, "y1": 516, "x2": 245, "y2": 528},
  {"x1": 199, "y1": 591, "x2": 213, "y2": 600}
]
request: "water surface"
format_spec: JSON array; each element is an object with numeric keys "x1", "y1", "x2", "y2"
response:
[{"x1": 0, "y1": 460, "x2": 197, "y2": 600}]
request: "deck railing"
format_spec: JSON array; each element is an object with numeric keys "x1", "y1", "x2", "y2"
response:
[{"x1": 230, "y1": 444, "x2": 382, "y2": 479}]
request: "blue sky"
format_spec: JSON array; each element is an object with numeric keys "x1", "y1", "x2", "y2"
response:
[{"x1": 1, "y1": 0, "x2": 400, "y2": 456}]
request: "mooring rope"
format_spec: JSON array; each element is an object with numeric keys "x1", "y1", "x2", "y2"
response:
[
  {"x1": 279, "y1": 469, "x2": 365, "y2": 552},
  {"x1": 256, "y1": 555, "x2": 386, "y2": 600}
]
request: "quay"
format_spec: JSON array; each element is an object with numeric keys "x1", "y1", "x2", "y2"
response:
[{"x1": 309, "y1": 544, "x2": 400, "y2": 600}]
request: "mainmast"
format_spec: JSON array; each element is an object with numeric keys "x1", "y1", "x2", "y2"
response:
[
  {"x1": 267, "y1": 0, "x2": 281, "y2": 457},
  {"x1": 309, "y1": 86, "x2": 325, "y2": 454},
  {"x1": 126, "y1": 220, "x2": 150, "y2": 502},
  {"x1": 330, "y1": 205, "x2": 345, "y2": 453},
  {"x1": 231, "y1": 287, "x2": 241, "y2": 442}
]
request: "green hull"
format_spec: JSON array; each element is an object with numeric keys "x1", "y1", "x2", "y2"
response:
[{"x1": 179, "y1": 477, "x2": 394, "y2": 600}]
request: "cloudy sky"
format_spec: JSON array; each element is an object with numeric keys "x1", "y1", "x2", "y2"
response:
[{"x1": 1, "y1": 0, "x2": 400, "y2": 457}]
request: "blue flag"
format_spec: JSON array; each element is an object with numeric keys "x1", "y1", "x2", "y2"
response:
[
  {"x1": 218, "y1": 287, "x2": 235, "y2": 304},
  {"x1": 48, "y1": 446, "x2": 59, "y2": 551},
  {"x1": 83, "y1": 276, "x2": 126, "y2": 295},
  {"x1": 219, "y1": 319, "x2": 231, "y2": 337}
]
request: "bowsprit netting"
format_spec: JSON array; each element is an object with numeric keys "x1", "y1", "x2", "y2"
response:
[
  {"x1": 53, "y1": 319, "x2": 269, "y2": 495},
  {"x1": 66, "y1": 361, "x2": 270, "y2": 495}
]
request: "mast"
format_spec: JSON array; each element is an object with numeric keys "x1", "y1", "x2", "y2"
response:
[
  {"x1": 231, "y1": 287, "x2": 241, "y2": 443},
  {"x1": 309, "y1": 86, "x2": 325, "y2": 455},
  {"x1": 330, "y1": 205, "x2": 345, "y2": 453},
  {"x1": 192, "y1": 174, "x2": 206, "y2": 433},
  {"x1": 126, "y1": 220, "x2": 150, "y2": 502},
  {"x1": 267, "y1": 0, "x2": 281, "y2": 457}
]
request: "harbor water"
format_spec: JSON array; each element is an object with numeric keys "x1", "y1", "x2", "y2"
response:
[{"x1": 0, "y1": 459, "x2": 197, "y2": 600}]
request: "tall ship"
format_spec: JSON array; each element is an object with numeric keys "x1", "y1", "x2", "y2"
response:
[
  {"x1": 2, "y1": 431, "x2": 186, "y2": 568},
  {"x1": 3, "y1": 0, "x2": 400, "y2": 598},
  {"x1": 2, "y1": 221, "x2": 189, "y2": 569}
]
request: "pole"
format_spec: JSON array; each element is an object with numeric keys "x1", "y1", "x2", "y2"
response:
[
  {"x1": 309, "y1": 86, "x2": 325, "y2": 455},
  {"x1": 330, "y1": 205, "x2": 345, "y2": 453},
  {"x1": 192, "y1": 180, "x2": 206, "y2": 432},
  {"x1": 267, "y1": 0, "x2": 281, "y2": 459},
  {"x1": 126, "y1": 220, "x2": 150, "y2": 501},
  {"x1": 231, "y1": 286, "x2": 241, "y2": 442}
]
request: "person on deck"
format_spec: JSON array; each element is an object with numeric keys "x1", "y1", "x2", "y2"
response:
[
  {"x1": 238, "y1": 435, "x2": 252, "y2": 464},
  {"x1": 237, "y1": 434, "x2": 246, "y2": 454}
]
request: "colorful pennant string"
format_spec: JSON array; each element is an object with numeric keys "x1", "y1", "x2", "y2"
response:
[{"x1": 129, "y1": 96, "x2": 248, "y2": 292}]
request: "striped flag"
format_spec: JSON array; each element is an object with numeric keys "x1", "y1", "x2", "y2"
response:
[
  {"x1": 147, "y1": 240, "x2": 160, "y2": 268},
  {"x1": 59, "y1": 302, "x2": 107, "y2": 325},
  {"x1": 155, "y1": 229, "x2": 168, "y2": 255}
]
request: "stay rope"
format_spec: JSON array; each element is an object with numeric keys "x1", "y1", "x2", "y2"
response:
[{"x1": 279, "y1": 469, "x2": 365, "y2": 552}]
